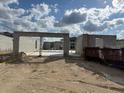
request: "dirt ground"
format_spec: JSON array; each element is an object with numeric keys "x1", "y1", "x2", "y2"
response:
[{"x1": 0, "y1": 56, "x2": 124, "y2": 93}]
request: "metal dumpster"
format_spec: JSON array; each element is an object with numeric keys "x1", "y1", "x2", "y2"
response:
[{"x1": 84, "y1": 47, "x2": 101, "y2": 61}]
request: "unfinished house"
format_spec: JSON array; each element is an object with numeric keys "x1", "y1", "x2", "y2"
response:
[
  {"x1": 12, "y1": 32, "x2": 69, "y2": 57},
  {"x1": 0, "y1": 34, "x2": 13, "y2": 52},
  {"x1": 116, "y1": 39, "x2": 124, "y2": 48},
  {"x1": 0, "y1": 34, "x2": 40, "y2": 54},
  {"x1": 76, "y1": 34, "x2": 117, "y2": 56}
]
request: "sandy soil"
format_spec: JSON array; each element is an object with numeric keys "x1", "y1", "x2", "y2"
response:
[{"x1": 0, "y1": 56, "x2": 124, "y2": 93}]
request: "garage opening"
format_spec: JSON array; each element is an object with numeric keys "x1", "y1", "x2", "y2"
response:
[{"x1": 19, "y1": 37, "x2": 64, "y2": 56}]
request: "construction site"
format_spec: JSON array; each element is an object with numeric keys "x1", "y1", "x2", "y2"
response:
[
  {"x1": 1, "y1": 0, "x2": 124, "y2": 92},
  {"x1": 0, "y1": 31, "x2": 124, "y2": 93}
]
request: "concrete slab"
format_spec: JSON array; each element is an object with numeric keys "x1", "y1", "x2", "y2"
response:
[{"x1": 26, "y1": 50, "x2": 76, "y2": 56}]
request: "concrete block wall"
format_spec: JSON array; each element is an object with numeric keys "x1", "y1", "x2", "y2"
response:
[
  {"x1": 87, "y1": 35, "x2": 117, "y2": 48},
  {"x1": 76, "y1": 35, "x2": 83, "y2": 55},
  {"x1": 0, "y1": 35, "x2": 40, "y2": 53},
  {"x1": 116, "y1": 40, "x2": 124, "y2": 48},
  {"x1": 0, "y1": 35, "x2": 13, "y2": 52},
  {"x1": 19, "y1": 37, "x2": 40, "y2": 53},
  {"x1": 103, "y1": 36, "x2": 117, "y2": 48},
  {"x1": 83, "y1": 35, "x2": 116, "y2": 48},
  {"x1": 76, "y1": 34, "x2": 117, "y2": 56}
]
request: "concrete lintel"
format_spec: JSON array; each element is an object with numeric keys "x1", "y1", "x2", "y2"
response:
[
  {"x1": 14, "y1": 31, "x2": 69, "y2": 37},
  {"x1": 0, "y1": 32, "x2": 13, "y2": 38}
]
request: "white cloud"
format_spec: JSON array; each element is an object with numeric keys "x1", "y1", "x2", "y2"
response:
[
  {"x1": 0, "y1": 2, "x2": 25, "y2": 21},
  {"x1": 0, "y1": 2, "x2": 56, "y2": 32},
  {"x1": 37, "y1": 16, "x2": 55, "y2": 28},
  {"x1": 83, "y1": 18, "x2": 124, "y2": 32},
  {"x1": 51, "y1": 4, "x2": 58, "y2": 13},
  {"x1": 116, "y1": 30, "x2": 124, "y2": 39},
  {"x1": 55, "y1": 8, "x2": 87, "y2": 27},
  {"x1": 104, "y1": 0, "x2": 107, "y2": 4},
  {"x1": 56, "y1": 5, "x2": 124, "y2": 30},
  {"x1": 61, "y1": 24, "x2": 82, "y2": 36},
  {"x1": 0, "y1": 0, "x2": 124, "y2": 39},
  {"x1": 112, "y1": 0, "x2": 124, "y2": 8},
  {"x1": 0, "y1": 0, "x2": 18, "y2": 5},
  {"x1": 30, "y1": 3, "x2": 51, "y2": 20},
  {"x1": 54, "y1": 3, "x2": 124, "y2": 38}
]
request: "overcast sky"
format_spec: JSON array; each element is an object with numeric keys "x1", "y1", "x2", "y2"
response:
[{"x1": 0, "y1": 0, "x2": 124, "y2": 39}]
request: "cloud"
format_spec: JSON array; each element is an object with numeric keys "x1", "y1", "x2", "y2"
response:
[
  {"x1": 112, "y1": 0, "x2": 124, "y2": 8},
  {"x1": 0, "y1": 0, "x2": 124, "y2": 39},
  {"x1": 0, "y1": 2, "x2": 25, "y2": 20},
  {"x1": 37, "y1": 16, "x2": 55, "y2": 28},
  {"x1": 30, "y1": 3, "x2": 51, "y2": 20},
  {"x1": 50, "y1": 4, "x2": 58, "y2": 13},
  {"x1": 61, "y1": 24, "x2": 82, "y2": 36},
  {"x1": 0, "y1": 2, "x2": 56, "y2": 32},
  {"x1": 55, "y1": 8, "x2": 88, "y2": 27},
  {"x1": 0, "y1": 0, "x2": 18, "y2": 5},
  {"x1": 0, "y1": 20, "x2": 14, "y2": 31},
  {"x1": 56, "y1": 5, "x2": 124, "y2": 30},
  {"x1": 54, "y1": 4, "x2": 124, "y2": 37},
  {"x1": 83, "y1": 18, "x2": 124, "y2": 32},
  {"x1": 83, "y1": 20, "x2": 102, "y2": 31},
  {"x1": 116, "y1": 30, "x2": 124, "y2": 39},
  {"x1": 55, "y1": 11, "x2": 87, "y2": 26},
  {"x1": 55, "y1": 6, "x2": 110, "y2": 27}
]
